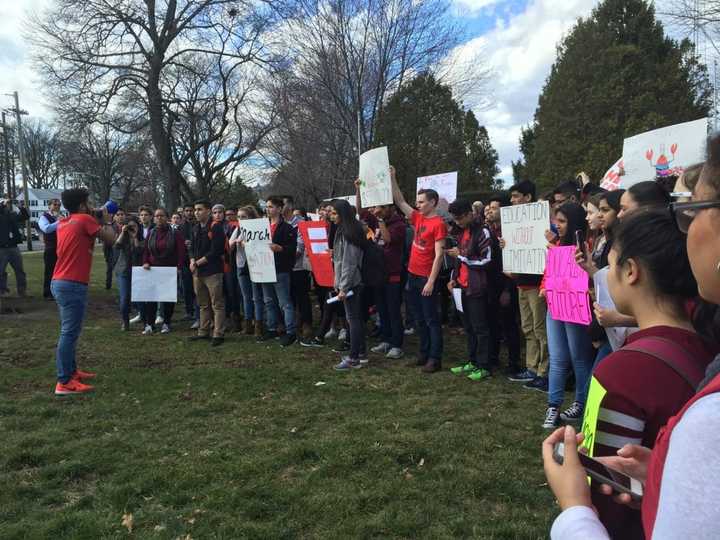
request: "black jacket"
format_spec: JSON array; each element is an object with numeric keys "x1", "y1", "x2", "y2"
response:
[
  {"x1": 191, "y1": 220, "x2": 226, "y2": 276},
  {"x1": 0, "y1": 205, "x2": 29, "y2": 248},
  {"x1": 271, "y1": 218, "x2": 297, "y2": 274}
]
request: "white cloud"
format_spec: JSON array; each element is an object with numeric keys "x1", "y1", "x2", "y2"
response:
[{"x1": 452, "y1": 0, "x2": 600, "y2": 184}]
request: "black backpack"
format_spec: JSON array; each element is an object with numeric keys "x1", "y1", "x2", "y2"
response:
[{"x1": 361, "y1": 239, "x2": 386, "y2": 287}]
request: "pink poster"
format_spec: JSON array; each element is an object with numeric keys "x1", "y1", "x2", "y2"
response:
[{"x1": 544, "y1": 246, "x2": 591, "y2": 325}]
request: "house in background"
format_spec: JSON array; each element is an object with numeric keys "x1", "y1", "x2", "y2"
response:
[{"x1": 13, "y1": 188, "x2": 64, "y2": 226}]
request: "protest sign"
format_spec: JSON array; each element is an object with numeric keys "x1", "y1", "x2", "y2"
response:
[
  {"x1": 359, "y1": 147, "x2": 393, "y2": 207},
  {"x1": 299, "y1": 221, "x2": 334, "y2": 287},
  {"x1": 600, "y1": 157, "x2": 624, "y2": 191},
  {"x1": 500, "y1": 201, "x2": 550, "y2": 274},
  {"x1": 131, "y1": 266, "x2": 177, "y2": 302},
  {"x1": 416, "y1": 171, "x2": 458, "y2": 210},
  {"x1": 237, "y1": 218, "x2": 277, "y2": 283},
  {"x1": 622, "y1": 118, "x2": 707, "y2": 188},
  {"x1": 544, "y1": 246, "x2": 591, "y2": 325}
]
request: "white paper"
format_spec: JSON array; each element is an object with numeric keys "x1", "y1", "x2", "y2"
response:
[
  {"x1": 131, "y1": 266, "x2": 177, "y2": 302},
  {"x1": 416, "y1": 171, "x2": 458, "y2": 211},
  {"x1": 593, "y1": 267, "x2": 636, "y2": 351},
  {"x1": 308, "y1": 228, "x2": 327, "y2": 240},
  {"x1": 308, "y1": 213, "x2": 320, "y2": 221},
  {"x1": 236, "y1": 218, "x2": 277, "y2": 283},
  {"x1": 359, "y1": 147, "x2": 393, "y2": 207},
  {"x1": 311, "y1": 242, "x2": 329, "y2": 254},
  {"x1": 622, "y1": 118, "x2": 707, "y2": 189},
  {"x1": 600, "y1": 157, "x2": 624, "y2": 191},
  {"x1": 452, "y1": 287, "x2": 463, "y2": 313},
  {"x1": 499, "y1": 201, "x2": 550, "y2": 275}
]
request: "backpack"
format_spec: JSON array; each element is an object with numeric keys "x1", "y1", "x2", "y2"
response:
[{"x1": 361, "y1": 238, "x2": 386, "y2": 287}]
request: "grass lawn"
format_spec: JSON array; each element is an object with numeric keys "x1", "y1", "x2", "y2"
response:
[{"x1": 1, "y1": 252, "x2": 559, "y2": 539}]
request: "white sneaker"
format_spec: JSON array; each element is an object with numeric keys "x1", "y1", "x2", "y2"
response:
[
  {"x1": 160, "y1": 323, "x2": 170, "y2": 334},
  {"x1": 338, "y1": 328, "x2": 347, "y2": 341},
  {"x1": 371, "y1": 342, "x2": 391, "y2": 354},
  {"x1": 386, "y1": 348, "x2": 404, "y2": 359},
  {"x1": 404, "y1": 327, "x2": 415, "y2": 336},
  {"x1": 142, "y1": 324, "x2": 153, "y2": 335},
  {"x1": 324, "y1": 328, "x2": 337, "y2": 340},
  {"x1": 190, "y1": 320, "x2": 200, "y2": 330},
  {"x1": 129, "y1": 314, "x2": 142, "y2": 324},
  {"x1": 155, "y1": 315, "x2": 164, "y2": 325}
]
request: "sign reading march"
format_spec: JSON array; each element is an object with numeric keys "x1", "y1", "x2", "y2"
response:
[
  {"x1": 238, "y1": 218, "x2": 277, "y2": 283},
  {"x1": 500, "y1": 201, "x2": 549, "y2": 274},
  {"x1": 359, "y1": 146, "x2": 393, "y2": 207}
]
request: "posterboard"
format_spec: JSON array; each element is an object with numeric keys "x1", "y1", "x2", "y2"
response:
[
  {"x1": 544, "y1": 246, "x2": 591, "y2": 325},
  {"x1": 325, "y1": 195, "x2": 357, "y2": 206},
  {"x1": 237, "y1": 218, "x2": 277, "y2": 283},
  {"x1": 500, "y1": 201, "x2": 550, "y2": 274},
  {"x1": 622, "y1": 118, "x2": 707, "y2": 188},
  {"x1": 359, "y1": 147, "x2": 393, "y2": 207},
  {"x1": 299, "y1": 221, "x2": 335, "y2": 288},
  {"x1": 593, "y1": 267, "x2": 636, "y2": 350},
  {"x1": 416, "y1": 171, "x2": 458, "y2": 210},
  {"x1": 600, "y1": 157, "x2": 624, "y2": 191},
  {"x1": 131, "y1": 266, "x2": 177, "y2": 302}
]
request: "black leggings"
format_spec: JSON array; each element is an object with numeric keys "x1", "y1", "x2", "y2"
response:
[{"x1": 144, "y1": 302, "x2": 175, "y2": 328}]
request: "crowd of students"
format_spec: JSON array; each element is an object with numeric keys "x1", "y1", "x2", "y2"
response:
[{"x1": 41, "y1": 131, "x2": 720, "y2": 537}]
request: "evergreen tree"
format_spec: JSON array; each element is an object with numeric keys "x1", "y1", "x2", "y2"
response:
[
  {"x1": 514, "y1": 0, "x2": 712, "y2": 191},
  {"x1": 374, "y1": 73, "x2": 499, "y2": 198}
]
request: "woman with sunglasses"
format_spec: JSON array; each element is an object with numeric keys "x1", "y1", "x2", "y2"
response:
[{"x1": 542, "y1": 135, "x2": 720, "y2": 540}]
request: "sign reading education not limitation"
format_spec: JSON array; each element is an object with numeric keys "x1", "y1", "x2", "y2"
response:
[{"x1": 500, "y1": 201, "x2": 550, "y2": 275}]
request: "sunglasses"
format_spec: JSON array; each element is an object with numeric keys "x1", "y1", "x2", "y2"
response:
[{"x1": 670, "y1": 200, "x2": 720, "y2": 233}]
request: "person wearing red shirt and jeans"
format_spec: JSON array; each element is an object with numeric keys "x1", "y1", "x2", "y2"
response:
[
  {"x1": 390, "y1": 167, "x2": 447, "y2": 373},
  {"x1": 51, "y1": 188, "x2": 117, "y2": 395}
]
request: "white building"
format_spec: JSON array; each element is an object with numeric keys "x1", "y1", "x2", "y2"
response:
[{"x1": 13, "y1": 188, "x2": 64, "y2": 226}]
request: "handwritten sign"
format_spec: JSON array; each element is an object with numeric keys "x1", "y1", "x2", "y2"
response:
[
  {"x1": 544, "y1": 246, "x2": 591, "y2": 325},
  {"x1": 359, "y1": 146, "x2": 393, "y2": 207},
  {"x1": 581, "y1": 376, "x2": 608, "y2": 457},
  {"x1": 600, "y1": 157, "x2": 624, "y2": 191},
  {"x1": 131, "y1": 266, "x2": 177, "y2": 302},
  {"x1": 416, "y1": 171, "x2": 458, "y2": 211},
  {"x1": 500, "y1": 201, "x2": 550, "y2": 274},
  {"x1": 622, "y1": 118, "x2": 707, "y2": 188},
  {"x1": 299, "y1": 221, "x2": 334, "y2": 287},
  {"x1": 237, "y1": 218, "x2": 277, "y2": 283}
]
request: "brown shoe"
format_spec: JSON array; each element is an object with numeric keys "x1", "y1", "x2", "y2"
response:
[
  {"x1": 244, "y1": 319, "x2": 255, "y2": 335},
  {"x1": 421, "y1": 359, "x2": 441, "y2": 373},
  {"x1": 254, "y1": 321, "x2": 263, "y2": 338}
]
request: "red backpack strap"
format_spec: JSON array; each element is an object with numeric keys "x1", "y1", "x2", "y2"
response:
[{"x1": 622, "y1": 336, "x2": 706, "y2": 391}]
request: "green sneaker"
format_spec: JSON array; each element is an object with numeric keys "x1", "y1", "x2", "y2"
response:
[
  {"x1": 467, "y1": 368, "x2": 491, "y2": 381},
  {"x1": 450, "y1": 362, "x2": 475, "y2": 375}
]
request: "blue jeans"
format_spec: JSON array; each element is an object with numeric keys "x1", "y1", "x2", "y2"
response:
[
  {"x1": 51, "y1": 280, "x2": 88, "y2": 383},
  {"x1": 546, "y1": 313, "x2": 594, "y2": 408},
  {"x1": 406, "y1": 274, "x2": 443, "y2": 362},
  {"x1": 117, "y1": 273, "x2": 131, "y2": 324},
  {"x1": 376, "y1": 281, "x2": 404, "y2": 348},
  {"x1": 262, "y1": 272, "x2": 296, "y2": 334},
  {"x1": 238, "y1": 271, "x2": 264, "y2": 321}
]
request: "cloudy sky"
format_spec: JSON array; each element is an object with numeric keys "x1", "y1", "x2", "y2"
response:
[{"x1": 0, "y1": 0, "x2": 603, "y2": 184}]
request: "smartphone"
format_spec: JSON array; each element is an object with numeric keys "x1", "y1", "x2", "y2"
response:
[
  {"x1": 553, "y1": 443, "x2": 643, "y2": 501},
  {"x1": 575, "y1": 230, "x2": 585, "y2": 250}
]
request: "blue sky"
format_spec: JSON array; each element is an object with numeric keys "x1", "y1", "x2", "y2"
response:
[{"x1": 0, "y1": 0, "x2": 602, "y2": 185}]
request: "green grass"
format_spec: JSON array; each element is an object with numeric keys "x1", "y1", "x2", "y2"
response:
[{"x1": 1, "y1": 252, "x2": 558, "y2": 539}]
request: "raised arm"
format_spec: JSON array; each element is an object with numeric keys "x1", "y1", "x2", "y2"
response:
[{"x1": 390, "y1": 166, "x2": 414, "y2": 218}]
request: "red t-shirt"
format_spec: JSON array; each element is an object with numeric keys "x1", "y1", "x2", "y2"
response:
[
  {"x1": 408, "y1": 211, "x2": 447, "y2": 278},
  {"x1": 53, "y1": 213, "x2": 102, "y2": 284}
]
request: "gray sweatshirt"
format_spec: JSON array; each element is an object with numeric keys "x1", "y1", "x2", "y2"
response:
[{"x1": 333, "y1": 232, "x2": 363, "y2": 292}]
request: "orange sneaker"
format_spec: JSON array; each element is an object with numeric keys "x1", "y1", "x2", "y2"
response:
[
  {"x1": 55, "y1": 379, "x2": 94, "y2": 395},
  {"x1": 72, "y1": 369, "x2": 97, "y2": 380}
]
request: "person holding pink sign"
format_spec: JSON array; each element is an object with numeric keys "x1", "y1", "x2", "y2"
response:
[{"x1": 541, "y1": 203, "x2": 594, "y2": 429}]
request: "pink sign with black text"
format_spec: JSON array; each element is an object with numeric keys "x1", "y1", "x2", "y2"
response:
[{"x1": 544, "y1": 246, "x2": 591, "y2": 326}]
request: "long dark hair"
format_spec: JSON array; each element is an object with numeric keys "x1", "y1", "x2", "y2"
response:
[
  {"x1": 556, "y1": 202, "x2": 587, "y2": 246},
  {"x1": 331, "y1": 199, "x2": 365, "y2": 247},
  {"x1": 627, "y1": 181, "x2": 671, "y2": 208}
]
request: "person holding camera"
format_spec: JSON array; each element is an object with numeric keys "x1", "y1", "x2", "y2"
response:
[
  {"x1": 0, "y1": 198, "x2": 29, "y2": 297},
  {"x1": 113, "y1": 210, "x2": 142, "y2": 331},
  {"x1": 52, "y1": 188, "x2": 118, "y2": 395}
]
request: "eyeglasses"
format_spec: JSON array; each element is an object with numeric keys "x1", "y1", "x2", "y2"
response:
[{"x1": 670, "y1": 200, "x2": 720, "y2": 233}]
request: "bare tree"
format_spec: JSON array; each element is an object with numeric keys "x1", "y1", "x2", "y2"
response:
[
  {"x1": 30, "y1": 0, "x2": 283, "y2": 209},
  {"x1": 22, "y1": 119, "x2": 62, "y2": 190}
]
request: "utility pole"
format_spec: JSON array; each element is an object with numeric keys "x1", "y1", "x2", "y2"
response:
[
  {"x1": 0, "y1": 112, "x2": 12, "y2": 209},
  {"x1": 12, "y1": 92, "x2": 32, "y2": 251}
]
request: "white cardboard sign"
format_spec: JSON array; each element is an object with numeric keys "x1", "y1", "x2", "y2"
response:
[
  {"x1": 131, "y1": 266, "x2": 178, "y2": 302},
  {"x1": 622, "y1": 118, "x2": 707, "y2": 188},
  {"x1": 500, "y1": 201, "x2": 550, "y2": 275},
  {"x1": 237, "y1": 218, "x2": 277, "y2": 283},
  {"x1": 600, "y1": 157, "x2": 624, "y2": 191},
  {"x1": 359, "y1": 146, "x2": 393, "y2": 207},
  {"x1": 416, "y1": 171, "x2": 458, "y2": 209}
]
